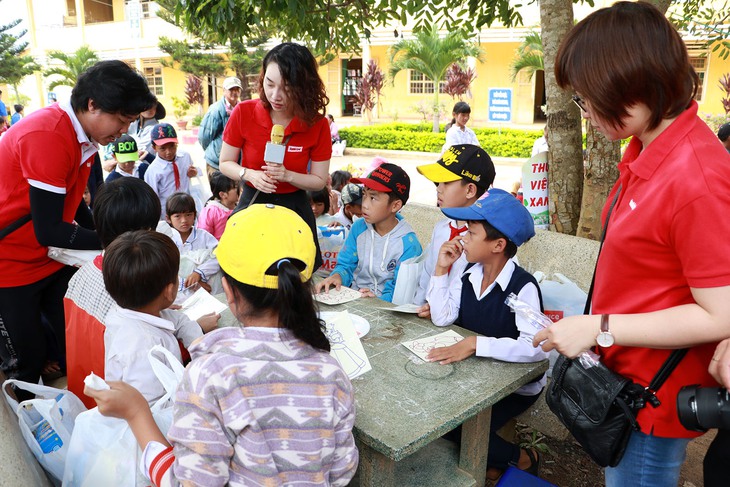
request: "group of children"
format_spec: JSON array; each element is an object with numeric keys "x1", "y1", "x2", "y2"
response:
[{"x1": 69, "y1": 132, "x2": 547, "y2": 483}]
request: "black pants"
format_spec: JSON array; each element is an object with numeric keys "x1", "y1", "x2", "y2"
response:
[
  {"x1": 704, "y1": 428, "x2": 730, "y2": 487},
  {"x1": 0, "y1": 266, "x2": 77, "y2": 398},
  {"x1": 446, "y1": 390, "x2": 541, "y2": 470},
  {"x1": 235, "y1": 186, "x2": 323, "y2": 270}
]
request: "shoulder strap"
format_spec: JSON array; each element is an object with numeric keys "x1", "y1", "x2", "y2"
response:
[
  {"x1": 0, "y1": 214, "x2": 31, "y2": 242},
  {"x1": 584, "y1": 185, "x2": 621, "y2": 314}
]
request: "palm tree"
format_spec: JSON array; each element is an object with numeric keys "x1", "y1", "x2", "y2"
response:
[
  {"x1": 389, "y1": 26, "x2": 483, "y2": 132},
  {"x1": 44, "y1": 45, "x2": 99, "y2": 91},
  {"x1": 509, "y1": 30, "x2": 543, "y2": 82}
]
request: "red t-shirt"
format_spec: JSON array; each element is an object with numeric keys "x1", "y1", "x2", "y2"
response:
[
  {"x1": 594, "y1": 102, "x2": 730, "y2": 438},
  {"x1": 222, "y1": 99, "x2": 332, "y2": 193},
  {"x1": 0, "y1": 104, "x2": 95, "y2": 287}
]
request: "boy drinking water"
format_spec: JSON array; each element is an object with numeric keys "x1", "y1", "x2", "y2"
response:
[
  {"x1": 414, "y1": 144, "x2": 496, "y2": 317},
  {"x1": 143, "y1": 123, "x2": 198, "y2": 219},
  {"x1": 316, "y1": 163, "x2": 422, "y2": 302}
]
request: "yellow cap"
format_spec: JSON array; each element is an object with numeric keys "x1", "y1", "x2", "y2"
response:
[{"x1": 216, "y1": 204, "x2": 315, "y2": 289}]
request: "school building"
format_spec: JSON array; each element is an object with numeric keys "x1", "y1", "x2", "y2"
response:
[{"x1": 7, "y1": 0, "x2": 730, "y2": 127}]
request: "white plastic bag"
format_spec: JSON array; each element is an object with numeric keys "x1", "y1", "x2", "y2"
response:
[
  {"x1": 315, "y1": 226, "x2": 346, "y2": 278},
  {"x1": 2, "y1": 379, "x2": 87, "y2": 482},
  {"x1": 391, "y1": 253, "x2": 426, "y2": 305},
  {"x1": 533, "y1": 272, "x2": 588, "y2": 322},
  {"x1": 63, "y1": 346, "x2": 184, "y2": 487},
  {"x1": 331, "y1": 139, "x2": 347, "y2": 157}
]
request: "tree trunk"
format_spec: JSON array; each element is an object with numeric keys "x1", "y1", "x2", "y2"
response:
[
  {"x1": 432, "y1": 91, "x2": 440, "y2": 132},
  {"x1": 541, "y1": 0, "x2": 583, "y2": 235},
  {"x1": 576, "y1": 123, "x2": 620, "y2": 240}
]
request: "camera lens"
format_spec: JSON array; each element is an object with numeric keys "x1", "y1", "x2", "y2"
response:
[{"x1": 678, "y1": 386, "x2": 730, "y2": 431}]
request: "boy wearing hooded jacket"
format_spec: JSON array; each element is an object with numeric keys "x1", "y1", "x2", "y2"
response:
[{"x1": 316, "y1": 163, "x2": 422, "y2": 302}]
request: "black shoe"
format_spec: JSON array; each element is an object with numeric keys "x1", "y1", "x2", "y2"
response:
[{"x1": 523, "y1": 448, "x2": 540, "y2": 476}]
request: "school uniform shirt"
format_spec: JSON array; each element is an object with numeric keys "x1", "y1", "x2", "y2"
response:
[
  {"x1": 104, "y1": 307, "x2": 200, "y2": 404},
  {"x1": 413, "y1": 218, "x2": 468, "y2": 305},
  {"x1": 196, "y1": 200, "x2": 232, "y2": 240},
  {"x1": 140, "y1": 326, "x2": 358, "y2": 487},
  {"x1": 427, "y1": 259, "x2": 546, "y2": 395},
  {"x1": 444, "y1": 125, "x2": 480, "y2": 150},
  {"x1": 144, "y1": 151, "x2": 195, "y2": 220},
  {"x1": 223, "y1": 99, "x2": 332, "y2": 194},
  {"x1": 156, "y1": 223, "x2": 220, "y2": 283},
  {"x1": 0, "y1": 100, "x2": 97, "y2": 286},
  {"x1": 593, "y1": 101, "x2": 730, "y2": 438},
  {"x1": 331, "y1": 214, "x2": 422, "y2": 302},
  {"x1": 104, "y1": 161, "x2": 149, "y2": 183}
]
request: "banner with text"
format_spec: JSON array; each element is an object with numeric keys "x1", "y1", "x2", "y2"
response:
[{"x1": 522, "y1": 152, "x2": 549, "y2": 229}]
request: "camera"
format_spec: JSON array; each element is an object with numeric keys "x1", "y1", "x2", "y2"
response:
[{"x1": 677, "y1": 386, "x2": 730, "y2": 431}]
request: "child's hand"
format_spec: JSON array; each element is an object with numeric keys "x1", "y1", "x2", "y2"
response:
[
  {"x1": 184, "y1": 272, "x2": 202, "y2": 289},
  {"x1": 84, "y1": 381, "x2": 149, "y2": 421},
  {"x1": 426, "y1": 336, "x2": 477, "y2": 364},
  {"x1": 186, "y1": 165, "x2": 199, "y2": 178},
  {"x1": 197, "y1": 312, "x2": 220, "y2": 333},
  {"x1": 434, "y1": 238, "x2": 464, "y2": 275},
  {"x1": 417, "y1": 303, "x2": 431, "y2": 319},
  {"x1": 358, "y1": 288, "x2": 376, "y2": 298},
  {"x1": 315, "y1": 274, "x2": 342, "y2": 294},
  {"x1": 327, "y1": 222, "x2": 343, "y2": 228},
  {"x1": 138, "y1": 149, "x2": 148, "y2": 160},
  {"x1": 199, "y1": 282, "x2": 212, "y2": 293}
]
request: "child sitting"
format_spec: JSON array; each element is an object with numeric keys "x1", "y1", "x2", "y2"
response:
[
  {"x1": 64, "y1": 178, "x2": 217, "y2": 408},
  {"x1": 105, "y1": 134, "x2": 149, "y2": 183},
  {"x1": 316, "y1": 163, "x2": 422, "y2": 302},
  {"x1": 426, "y1": 188, "x2": 546, "y2": 479},
  {"x1": 86, "y1": 204, "x2": 358, "y2": 486},
  {"x1": 157, "y1": 192, "x2": 221, "y2": 294},
  {"x1": 143, "y1": 123, "x2": 198, "y2": 219},
  {"x1": 196, "y1": 171, "x2": 239, "y2": 240},
  {"x1": 308, "y1": 187, "x2": 338, "y2": 226},
  {"x1": 413, "y1": 144, "x2": 496, "y2": 317},
  {"x1": 103, "y1": 230, "x2": 215, "y2": 404},
  {"x1": 333, "y1": 183, "x2": 363, "y2": 231}
]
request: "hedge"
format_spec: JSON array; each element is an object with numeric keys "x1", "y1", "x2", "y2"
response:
[{"x1": 339, "y1": 123, "x2": 545, "y2": 158}]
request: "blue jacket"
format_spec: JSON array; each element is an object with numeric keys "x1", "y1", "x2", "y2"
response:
[
  {"x1": 198, "y1": 100, "x2": 229, "y2": 169},
  {"x1": 331, "y1": 214, "x2": 422, "y2": 302}
]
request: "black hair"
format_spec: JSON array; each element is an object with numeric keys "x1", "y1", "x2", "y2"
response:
[
  {"x1": 459, "y1": 179, "x2": 487, "y2": 198},
  {"x1": 448, "y1": 101, "x2": 472, "y2": 126},
  {"x1": 103, "y1": 230, "x2": 179, "y2": 310},
  {"x1": 207, "y1": 171, "x2": 238, "y2": 202},
  {"x1": 165, "y1": 192, "x2": 196, "y2": 217},
  {"x1": 93, "y1": 178, "x2": 161, "y2": 248},
  {"x1": 327, "y1": 114, "x2": 335, "y2": 122},
  {"x1": 330, "y1": 170, "x2": 351, "y2": 191},
  {"x1": 222, "y1": 263, "x2": 330, "y2": 352},
  {"x1": 71, "y1": 60, "x2": 157, "y2": 117},
  {"x1": 154, "y1": 102, "x2": 166, "y2": 120},
  {"x1": 307, "y1": 188, "x2": 330, "y2": 214},
  {"x1": 469, "y1": 220, "x2": 518, "y2": 259},
  {"x1": 14, "y1": 104, "x2": 23, "y2": 113}
]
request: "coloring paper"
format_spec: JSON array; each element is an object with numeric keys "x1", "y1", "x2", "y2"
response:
[{"x1": 401, "y1": 330, "x2": 465, "y2": 362}]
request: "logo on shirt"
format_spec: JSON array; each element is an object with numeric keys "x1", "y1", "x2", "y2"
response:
[
  {"x1": 629, "y1": 199, "x2": 637, "y2": 210},
  {"x1": 287, "y1": 146, "x2": 303, "y2": 153},
  {"x1": 387, "y1": 259, "x2": 397, "y2": 272}
]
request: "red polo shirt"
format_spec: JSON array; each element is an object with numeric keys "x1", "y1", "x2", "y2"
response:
[
  {"x1": 0, "y1": 103, "x2": 95, "y2": 287},
  {"x1": 594, "y1": 102, "x2": 730, "y2": 438},
  {"x1": 222, "y1": 99, "x2": 331, "y2": 193}
]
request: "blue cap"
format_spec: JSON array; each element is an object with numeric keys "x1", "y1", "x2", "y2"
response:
[{"x1": 441, "y1": 188, "x2": 535, "y2": 246}]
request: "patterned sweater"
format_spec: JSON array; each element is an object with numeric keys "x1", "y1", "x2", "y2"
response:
[{"x1": 145, "y1": 326, "x2": 358, "y2": 486}]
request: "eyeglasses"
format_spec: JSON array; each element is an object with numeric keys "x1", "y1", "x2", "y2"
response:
[{"x1": 572, "y1": 95, "x2": 588, "y2": 113}]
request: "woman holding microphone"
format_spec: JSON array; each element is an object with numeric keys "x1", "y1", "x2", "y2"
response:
[{"x1": 219, "y1": 43, "x2": 331, "y2": 268}]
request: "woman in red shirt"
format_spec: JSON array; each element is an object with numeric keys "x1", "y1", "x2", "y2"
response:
[
  {"x1": 219, "y1": 43, "x2": 331, "y2": 268},
  {"x1": 533, "y1": 3, "x2": 730, "y2": 486}
]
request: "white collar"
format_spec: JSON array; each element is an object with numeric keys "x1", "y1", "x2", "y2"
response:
[
  {"x1": 465, "y1": 259, "x2": 515, "y2": 297},
  {"x1": 60, "y1": 99, "x2": 93, "y2": 145},
  {"x1": 115, "y1": 307, "x2": 175, "y2": 332}
]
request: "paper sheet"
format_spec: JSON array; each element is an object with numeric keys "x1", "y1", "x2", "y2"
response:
[
  {"x1": 180, "y1": 288, "x2": 228, "y2": 321},
  {"x1": 323, "y1": 311, "x2": 371, "y2": 380},
  {"x1": 378, "y1": 303, "x2": 422, "y2": 314},
  {"x1": 314, "y1": 286, "x2": 362, "y2": 305},
  {"x1": 401, "y1": 330, "x2": 465, "y2": 362}
]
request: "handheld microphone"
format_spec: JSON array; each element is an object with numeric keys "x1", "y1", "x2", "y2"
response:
[{"x1": 264, "y1": 124, "x2": 286, "y2": 165}]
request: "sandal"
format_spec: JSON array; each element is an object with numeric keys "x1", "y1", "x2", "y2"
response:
[{"x1": 522, "y1": 448, "x2": 540, "y2": 476}]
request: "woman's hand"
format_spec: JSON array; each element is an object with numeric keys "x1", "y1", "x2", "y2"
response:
[
  {"x1": 84, "y1": 381, "x2": 149, "y2": 421},
  {"x1": 533, "y1": 314, "x2": 601, "y2": 358},
  {"x1": 264, "y1": 162, "x2": 293, "y2": 184},
  {"x1": 709, "y1": 338, "x2": 730, "y2": 389},
  {"x1": 247, "y1": 168, "x2": 279, "y2": 193}
]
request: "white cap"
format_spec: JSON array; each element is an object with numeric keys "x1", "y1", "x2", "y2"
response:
[{"x1": 223, "y1": 77, "x2": 242, "y2": 90}]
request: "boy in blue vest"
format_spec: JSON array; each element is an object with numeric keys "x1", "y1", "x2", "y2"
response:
[{"x1": 425, "y1": 188, "x2": 546, "y2": 480}]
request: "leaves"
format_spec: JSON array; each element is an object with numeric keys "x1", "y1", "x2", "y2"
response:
[
  {"x1": 509, "y1": 30, "x2": 544, "y2": 82},
  {"x1": 0, "y1": 1, "x2": 39, "y2": 86},
  {"x1": 444, "y1": 63, "x2": 477, "y2": 99},
  {"x1": 43, "y1": 45, "x2": 99, "y2": 90}
]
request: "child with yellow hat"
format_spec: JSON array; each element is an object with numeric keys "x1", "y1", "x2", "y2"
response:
[{"x1": 85, "y1": 204, "x2": 358, "y2": 486}]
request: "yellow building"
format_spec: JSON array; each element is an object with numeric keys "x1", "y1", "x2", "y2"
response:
[{"x1": 9, "y1": 0, "x2": 730, "y2": 128}]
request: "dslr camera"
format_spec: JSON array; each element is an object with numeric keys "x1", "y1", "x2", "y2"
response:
[{"x1": 677, "y1": 386, "x2": 730, "y2": 431}]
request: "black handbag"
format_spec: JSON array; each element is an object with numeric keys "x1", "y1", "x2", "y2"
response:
[{"x1": 545, "y1": 185, "x2": 687, "y2": 467}]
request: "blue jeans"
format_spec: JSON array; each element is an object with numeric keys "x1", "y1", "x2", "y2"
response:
[{"x1": 605, "y1": 430, "x2": 691, "y2": 487}]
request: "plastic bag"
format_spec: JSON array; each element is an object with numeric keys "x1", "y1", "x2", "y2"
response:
[
  {"x1": 2, "y1": 379, "x2": 87, "y2": 482},
  {"x1": 332, "y1": 139, "x2": 347, "y2": 157},
  {"x1": 63, "y1": 346, "x2": 184, "y2": 487},
  {"x1": 533, "y1": 272, "x2": 588, "y2": 323},
  {"x1": 391, "y1": 253, "x2": 426, "y2": 306},
  {"x1": 315, "y1": 226, "x2": 346, "y2": 278}
]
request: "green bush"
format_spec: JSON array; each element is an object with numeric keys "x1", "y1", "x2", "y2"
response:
[
  {"x1": 339, "y1": 124, "x2": 545, "y2": 158},
  {"x1": 192, "y1": 114, "x2": 203, "y2": 127}
]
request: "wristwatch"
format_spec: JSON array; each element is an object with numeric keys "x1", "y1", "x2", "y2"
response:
[
  {"x1": 596, "y1": 314, "x2": 615, "y2": 347},
  {"x1": 238, "y1": 167, "x2": 246, "y2": 181}
]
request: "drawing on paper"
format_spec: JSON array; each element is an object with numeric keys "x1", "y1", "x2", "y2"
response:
[
  {"x1": 314, "y1": 286, "x2": 362, "y2": 305},
  {"x1": 401, "y1": 330, "x2": 465, "y2": 362},
  {"x1": 322, "y1": 311, "x2": 372, "y2": 379}
]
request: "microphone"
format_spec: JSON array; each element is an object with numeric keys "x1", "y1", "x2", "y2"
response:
[{"x1": 264, "y1": 124, "x2": 286, "y2": 165}]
